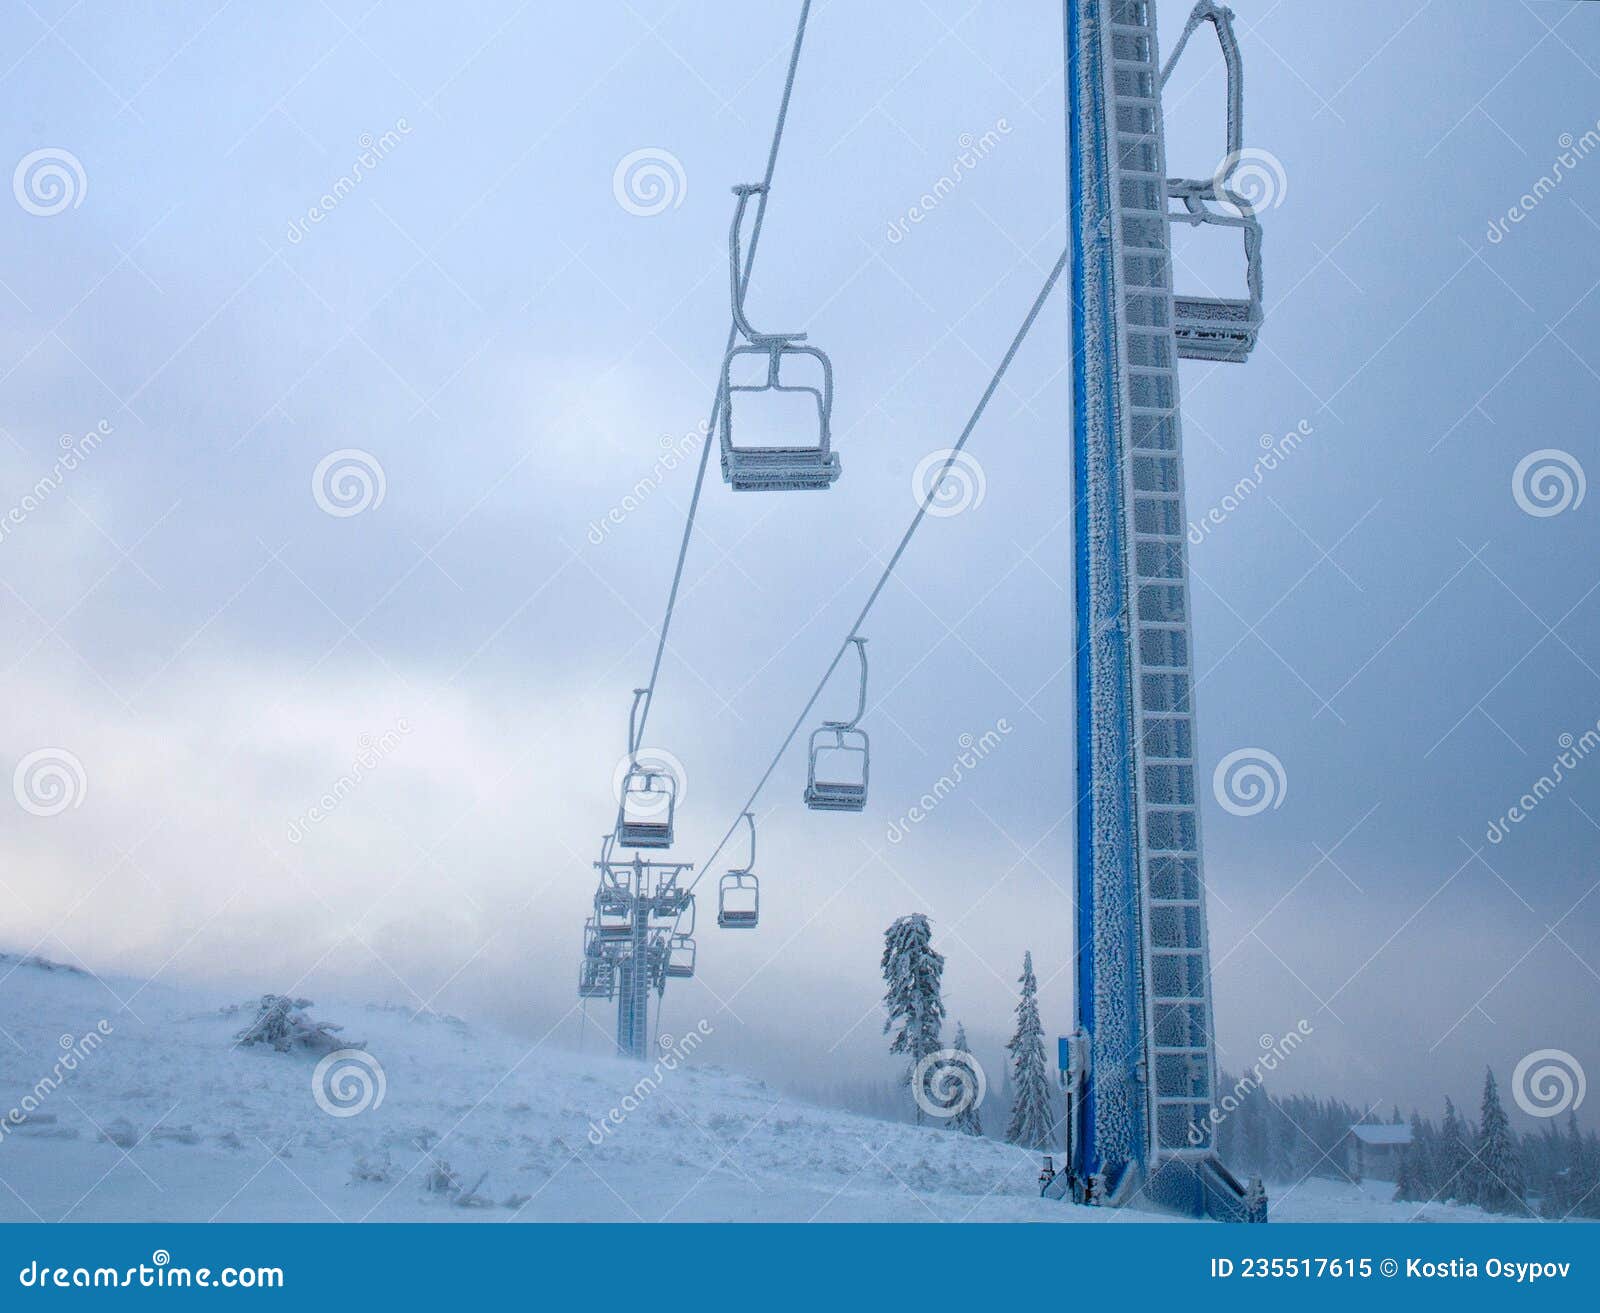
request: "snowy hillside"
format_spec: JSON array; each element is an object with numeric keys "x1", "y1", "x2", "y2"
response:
[{"x1": 0, "y1": 955, "x2": 1496, "y2": 1223}]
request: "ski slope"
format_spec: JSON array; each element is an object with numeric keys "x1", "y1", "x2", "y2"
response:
[{"x1": 0, "y1": 955, "x2": 1497, "y2": 1223}]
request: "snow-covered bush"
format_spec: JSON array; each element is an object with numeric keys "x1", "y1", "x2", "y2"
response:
[{"x1": 233, "y1": 995, "x2": 361, "y2": 1055}]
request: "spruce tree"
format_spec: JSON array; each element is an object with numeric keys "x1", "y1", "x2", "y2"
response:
[
  {"x1": 1003, "y1": 950, "x2": 1055, "y2": 1149},
  {"x1": 880, "y1": 913, "x2": 946, "y2": 1123},
  {"x1": 948, "y1": 1022, "x2": 984, "y2": 1137},
  {"x1": 1437, "y1": 1097, "x2": 1471, "y2": 1202},
  {"x1": 1474, "y1": 1068, "x2": 1528, "y2": 1215}
]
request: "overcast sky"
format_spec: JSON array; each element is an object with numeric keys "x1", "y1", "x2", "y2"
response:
[{"x1": 1, "y1": 0, "x2": 1597, "y2": 1129}]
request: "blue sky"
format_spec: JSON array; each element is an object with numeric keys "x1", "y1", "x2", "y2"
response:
[{"x1": 1, "y1": 0, "x2": 1597, "y2": 1126}]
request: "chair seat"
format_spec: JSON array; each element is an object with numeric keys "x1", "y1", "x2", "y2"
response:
[
  {"x1": 1173, "y1": 296, "x2": 1259, "y2": 363},
  {"x1": 805, "y1": 781, "x2": 867, "y2": 812},
  {"x1": 616, "y1": 820, "x2": 672, "y2": 848},
  {"x1": 724, "y1": 448, "x2": 840, "y2": 492},
  {"x1": 717, "y1": 911, "x2": 758, "y2": 928}
]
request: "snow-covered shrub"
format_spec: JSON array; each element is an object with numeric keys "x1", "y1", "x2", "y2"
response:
[
  {"x1": 233, "y1": 995, "x2": 361, "y2": 1055},
  {"x1": 350, "y1": 1150, "x2": 394, "y2": 1184}
]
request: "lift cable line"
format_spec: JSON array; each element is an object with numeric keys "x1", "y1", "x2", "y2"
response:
[
  {"x1": 631, "y1": 0, "x2": 815, "y2": 752},
  {"x1": 678, "y1": 245, "x2": 1071, "y2": 903}
]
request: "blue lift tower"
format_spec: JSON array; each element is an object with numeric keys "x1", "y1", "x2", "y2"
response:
[{"x1": 1047, "y1": 0, "x2": 1268, "y2": 1221}]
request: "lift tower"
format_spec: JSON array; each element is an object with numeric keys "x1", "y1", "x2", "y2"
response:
[{"x1": 1052, "y1": 0, "x2": 1266, "y2": 1221}]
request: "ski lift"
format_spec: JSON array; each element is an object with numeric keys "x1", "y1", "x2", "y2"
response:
[
  {"x1": 717, "y1": 812, "x2": 759, "y2": 929},
  {"x1": 615, "y1": 689, "x2": 676, "y2": 848},
  {"x1": 594, "y1": 888, "x2": 633, "y2": 941},
  {"x1": 1160, "y1": 1, "x2": 1263, "y2": 364},
  {"x1": 578, "y1": 952, "x2": 615, "y2": 1000},
  {"x1": 805, "y1": 638, "x2": 870, "y2": 812},
  {"x1": 719, "y1": 183, "x2": 841, "y2": 492},
  {"x1": 665, "y1": 932, "x2": 696, "y2": 979}
]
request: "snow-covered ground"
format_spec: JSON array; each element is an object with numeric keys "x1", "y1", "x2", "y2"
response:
[{"x1": 0, "y1": 955, "x2": 1498, "y2": 1223}]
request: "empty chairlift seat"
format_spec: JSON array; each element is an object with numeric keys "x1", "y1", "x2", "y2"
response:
[
  {"x1": 615, "y1": 689, "x2": 677, "y2": 849},
  {"x1": 717, "y1": 812, "x2": 760, "y2": 929},
  {"x1": 665, "y1": 933, "x2": 696, "y2": 979},
  {"x1": 805, "y1": 637, "x2": 871, "y2": 813},
  {"x1": 719, "y1": 184, "x2": 841, "y2": 492}
]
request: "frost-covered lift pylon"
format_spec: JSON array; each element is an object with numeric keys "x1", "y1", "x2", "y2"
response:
[{"x1": 1048, "y1": 0, "x2": 1267, "y2": 1221}]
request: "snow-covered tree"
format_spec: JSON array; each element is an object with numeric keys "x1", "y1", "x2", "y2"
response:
[
  {"x1": 1394, "y1": 1111, "x2": 1434, "y2": 1202},
  {"x1": 1437, "y1": 1097, "x2": 1471, "y2": 1202},
  {"x1": 1473, "y1": 1068, "x2": 1528, "y2": 1215},
  {"x1": 948, "y1": 1023, "x2": 984, "y2": 1137},
  {"x1": 1003, "y1": 950, "x2": 1054, "y2": 1149},
  {"x1": 881, "y1": 914, "x2": 946, "y2": 1122}
]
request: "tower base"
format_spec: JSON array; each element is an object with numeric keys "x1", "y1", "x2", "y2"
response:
[{"x1": 1042, "y1": 1156, "x2": 1267, "y2": 1222}]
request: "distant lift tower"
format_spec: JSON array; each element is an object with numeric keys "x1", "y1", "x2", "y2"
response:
[{"x1": 1049, "y1": 0, "x2": 1267, "y2": 1221}]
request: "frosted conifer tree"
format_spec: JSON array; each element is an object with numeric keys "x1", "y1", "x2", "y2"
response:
[
  {"x1": 1003, "y1": 950, "x2": 1054, "y2": 1149},
  {"x1": 948, "y1": 1023, "x2": 984, "y2": 1137},
  {"x1": 1437, "y1": 1097, "x2": 1471, "y2": 1202},
  {"x1": 880, "y1": 913, "x2": 946, "y2": 1123},
  {"x1": 1473, "y1": 1068, "x2": 1527, "y2": 1215}
]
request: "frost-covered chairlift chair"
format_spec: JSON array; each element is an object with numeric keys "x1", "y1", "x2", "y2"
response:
[
  {"x1": 719, "y1": 183, "x2": 841, "y2": 492},
  {"x1": 665, "y1": 932, "x2": 697, "y2": 979},
  {"x1": 717, "y1": 811, "x2": 760, "y2": 929},
  {"x1": 615, "y1": 689, "x2": 677, "y2": 848},
  {"x1": 1160, "y1": 0, "x2": 1264, "y2": 364},
  {"x1": 578, "y1": 921, "x2": 615, "y2": 999},
  {"x1": 804, "y1": 637, "x2": 870, "y2": 812}
]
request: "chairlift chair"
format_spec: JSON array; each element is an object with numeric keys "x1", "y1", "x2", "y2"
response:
[
  {"x1": 719, "y1": 184, "x2": 841, "y2": 492},
  {"x1": 578, "y1": 955, "x2": 615, "y2": 1000},
  {"x1": 717, "y1": 812, "x2": 760, "y2": 929},
  {"x1": 1160, "y1": 0, "x2": 1264, "y2": 364},
  {"x1": 594, "y1": 889, "x2": 633, "y2": 942},
  {"x1": 805, "y1": 638, "x2": 870, "y2": 813},
  {"x1": 665, "y1": 932, "x2": 697, "y2": 979},
  {"x1": 615, "y1": 689, "x2": 677, "y2": 848}
]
